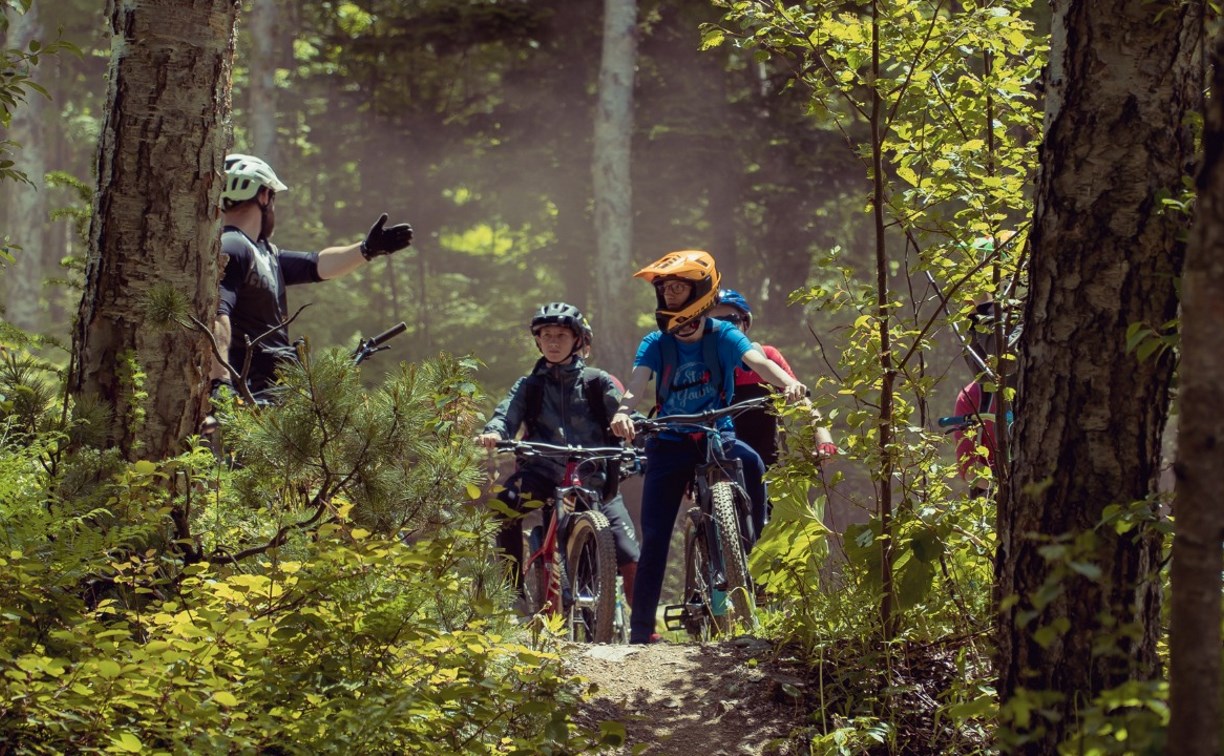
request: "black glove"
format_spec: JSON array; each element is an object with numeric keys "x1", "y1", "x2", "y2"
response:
[{"x1": 361, "y1": 213, "x2": 413, "y2": 259}]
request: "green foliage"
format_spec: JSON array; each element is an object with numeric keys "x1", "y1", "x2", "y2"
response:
[
  {"x1": 716, "y1": 0, "x2": 1042, "y2": 631},
  {"x1": 1059, "y1": 680, "x2": 1168, "y2": 756},
  {"x1": 1125, "y1": 319, "x2": 1179, "y2": 364},
  {"x1": 710, "y1": 0, "x2": 1048, "y2": 747},
  {"x1": 0, "y1": 345, "x2": 609, "y2": 752},
  {"x1": 212, "y1": 348, "x2": 487, "y2": 541}
]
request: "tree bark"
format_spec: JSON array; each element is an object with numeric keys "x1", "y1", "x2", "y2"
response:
[
  {"x1": 997, "y1": 0, "x2": 1202, "y2": 749},
  {"x1": 247, "y1": 0, "x2": 280, "y2": 165},
  {"x1": 592, "y1": 0, "x2": 637, "y2": 373},
  {"x1": 1168, "y1": 32, "x2": 1224, "y2": 756},
  {"x1": 2, "y1": 2, "x2": 48, "y2": 332},
  {"x1": 70, "y1": 0, "x2": 239, "y2": 461}
]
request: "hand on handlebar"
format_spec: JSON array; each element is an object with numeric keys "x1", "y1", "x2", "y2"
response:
[
  {"x1": 475, "y1": 432, "x2": 501, "y2": 450},
  {"x1": 782, "y1": 381, "x2": 808, "y2": 404},
  {"x1": 610, "y1": 412, "x2": 636, "y2": 444}
]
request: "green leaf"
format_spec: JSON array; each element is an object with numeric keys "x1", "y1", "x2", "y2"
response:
[
  {"x1": 111, "y1": 732, "x2": 142, "y2": 753},
  {"x1": 600, "y1": 721, "x2": 626, "y2": 746},
  {"x1": 212, "y1": 690, "x2": 239, "y2": 707},
  {"x1": 897, "y1": 559, "x2": 933, "y2": 609},
  {"x1": 132, "y1": 460, "x2": 157, "y2": 476}
]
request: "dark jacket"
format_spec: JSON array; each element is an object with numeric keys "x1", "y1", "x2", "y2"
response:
[{"x1": 483, "y1": 356, "x2": 622, "y2": 480}]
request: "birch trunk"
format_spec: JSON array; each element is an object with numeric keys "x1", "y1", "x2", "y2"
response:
[
  {"x1": 70, "y1": 0, "x2": 239, "y2": 461},
  {"x1": 592, "y1": 0, "x2": 637, "y2": 372},
  {"x1": 2, "y1": 2, "x2": 47, "y2": 331}
]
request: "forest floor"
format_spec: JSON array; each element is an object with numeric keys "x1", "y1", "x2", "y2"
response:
[
  {"x1": 566, "y1": 632, "x2": 984, "y2": 755},
  {"x1": 566, "y1": 636, "x2": 815, "y2": 755}
]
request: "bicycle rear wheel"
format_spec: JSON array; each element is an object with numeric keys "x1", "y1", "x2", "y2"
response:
[
  {"x1": 681, "y1": 507, "x2": 726, "y2": 642},
  {"x1": 612, "y1": 576, "x2": 630, "y2": 644},
  {"x1": 711, "y1": 481, "x2": 756, "y2": 630},
  {"x1": 566, "y1": 510, "x2": 618, "y2": 643}
]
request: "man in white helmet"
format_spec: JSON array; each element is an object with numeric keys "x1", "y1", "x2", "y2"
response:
[{"x1": 208, "y1": 154, "x2": 413, "y2": 397}]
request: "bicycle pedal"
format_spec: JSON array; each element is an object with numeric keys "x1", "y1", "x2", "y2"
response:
[{"x1": 663, "y1": 604, "x2": 688, "y2": 632}]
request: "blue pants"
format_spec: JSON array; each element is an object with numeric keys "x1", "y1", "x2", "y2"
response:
[{"x1": 629, "y1": 434, "x2": 765, "y2": 643}]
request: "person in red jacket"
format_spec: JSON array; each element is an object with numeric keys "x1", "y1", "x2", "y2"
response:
[
  {"x1": 706, "y1": 288, "x2": 837, "y2": 471},
  {"x1": 951, "y1": 296, "x2": 1017, "y2": 495}
]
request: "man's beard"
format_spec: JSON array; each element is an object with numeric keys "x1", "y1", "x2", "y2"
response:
[{"x1": 259, "y1": 205, "x2": 276, "y2": 241}]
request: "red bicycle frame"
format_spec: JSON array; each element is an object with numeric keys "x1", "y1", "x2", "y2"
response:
[{"x1": 524, "y1": 458, "x2": 583, "y2": 616}]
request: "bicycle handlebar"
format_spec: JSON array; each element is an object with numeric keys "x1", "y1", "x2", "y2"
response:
[
  {"x1": 937, "y1": 410, "x2": 1013, "y2": 429},
  {"x1": 352, "y1": 321, "x2": 408, "y2": 364},
  {"x1": 634, "y1": 395, "x2": 774, "y2": 434},
  {"x1": 369, "y1": 321, "x2": 408, "y2": 348},
  {"x1": 494, "y1": 439, "x2": 639, "y2": 464}
]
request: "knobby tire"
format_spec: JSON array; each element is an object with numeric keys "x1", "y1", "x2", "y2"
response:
[
  {"x1": 522, "y1": 526, "x2": 548, "y2": 614},
  {"x1": 711, "y1": 481, "x2": 755, "y2": 630},
  {"x1": 567, "y1": 510, "x2": 617, "y2": 643}
]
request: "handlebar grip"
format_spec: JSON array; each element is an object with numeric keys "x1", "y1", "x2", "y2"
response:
[
  {"x1": 937, "y1": 415, "x2": 965, "y2": 428},
  {"x1": 370, "y1": 321, "x2": 408, "y2": 347}
]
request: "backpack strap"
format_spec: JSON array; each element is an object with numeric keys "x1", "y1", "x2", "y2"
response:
[
  {"x1": 581, "y1": 367, "x2": 615, "y2": 444},
  {"x1": 654, "y1": 321, "x2": 725, "y2": 411},
  {"x1": 522, "y1": 374, "x2": 546, "y2": 438}
]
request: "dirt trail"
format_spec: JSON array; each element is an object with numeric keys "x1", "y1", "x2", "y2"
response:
[{"x1": 567, "y1": 638, "x2": 812, "y2": 755}]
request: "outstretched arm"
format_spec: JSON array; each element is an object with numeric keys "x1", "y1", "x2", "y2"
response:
[
  {"x1": 317, "y1": 213, "x2": 414, "y2": 280},
  {"x1": 316, "y1": 243, "x2": 366, "y2": 279},
  {"x1": 742, "y1": 349, "x2": 806, "y2": 402}
]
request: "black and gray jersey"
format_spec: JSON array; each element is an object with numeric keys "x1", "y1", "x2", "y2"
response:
[{"x1": 217, "y1": 227, "x2": 321, "y2": 392}]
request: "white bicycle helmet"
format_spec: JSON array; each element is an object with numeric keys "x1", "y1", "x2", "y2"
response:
[{"x1": 222, "y1": 154, "x2": 288, "y2": 205}]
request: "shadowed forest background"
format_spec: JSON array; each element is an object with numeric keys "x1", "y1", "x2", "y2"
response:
[{"x1": 4, "y1": 0, "x2": 901, "y2": 395}]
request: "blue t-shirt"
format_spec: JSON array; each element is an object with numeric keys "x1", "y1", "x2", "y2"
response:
[{"x1": 633, "y1": 319, "x2": 754, "y2": 432}]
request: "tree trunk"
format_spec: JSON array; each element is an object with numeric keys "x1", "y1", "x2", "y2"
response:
[
  {"x1": 2, "y1": 2, "x2": 48, "y2": 332},
  {"x1": 247, "y1": 0, "x2": 280, "y2": 165},
  {"x1": 592, "y1": 0, "x2": 637, "y2": 373},
  {"x1": 1168, "y1": 32, "x2": 1224, "y2": 756},
  {"x1": 70, "y1": 0, "x2": 239, "y2": 461},
  {"x1": 997, "y1": 0, "x2": 1202, "y2": 749}
]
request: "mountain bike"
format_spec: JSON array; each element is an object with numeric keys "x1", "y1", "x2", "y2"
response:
[
  {"x1": 636, "y1": 396, "x2": 773, "y2": 641},
  {"x1": 495, "y1": 440, "x2": 640, "y2": 643}
]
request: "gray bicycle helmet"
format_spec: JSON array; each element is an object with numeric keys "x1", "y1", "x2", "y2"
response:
[
  {"x1": 222, "y1": 154, "x2": 288, "y2": 205},
  {"x1": 530, "y1": 302, "x2": 586, "y2": 339}
]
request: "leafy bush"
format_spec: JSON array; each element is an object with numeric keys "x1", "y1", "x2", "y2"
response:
[{"x1": 0, "y1": 346, "x2": 605, "y2": 753}]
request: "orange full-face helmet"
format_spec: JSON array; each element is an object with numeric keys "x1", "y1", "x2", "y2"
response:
[{"x1": 634, "y1": 250, "x2": 721, "y2": 333}]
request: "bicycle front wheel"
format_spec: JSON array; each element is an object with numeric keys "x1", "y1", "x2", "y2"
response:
[
  {"x1": 566, "y1": 511, "x2": 618, "y2": 643},
  {"x1": 711, "y1": 481, "x2": 756, "y2": 630},
  {"x1": 521, "y1": 525, "x2": 548, "y2": 615}
]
